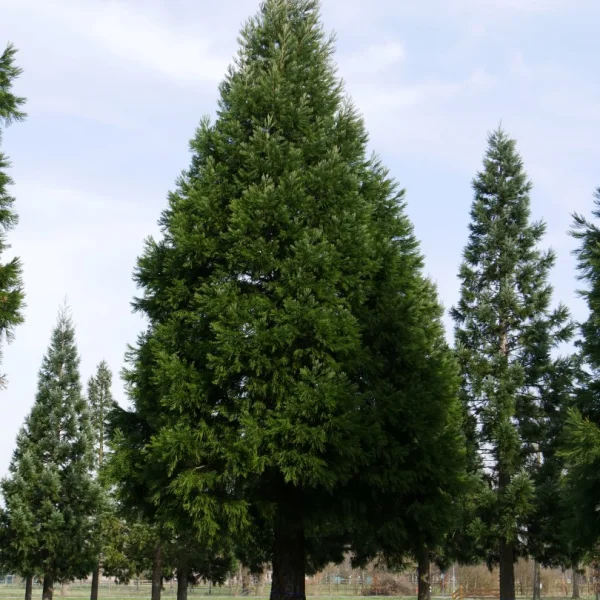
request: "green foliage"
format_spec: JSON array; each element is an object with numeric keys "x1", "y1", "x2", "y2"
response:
[
  {"x1": 0, "y1": 43, "x2": 26, "y2": 384},
  {"x1": 87, "y1": 360, "x2": 116, "y2": 470},
  {"x1": 112, "y1": 0, "x2": 468, "y2": 582},
  {"x1": 451, "y1": 128, "x2": 574, "y2": 569},
  {"x1": 562, "y1": 190, "x2": 600, "y2": 551},
  {"x1": 527, "y1": 357, "x2": 583, "y2": 569},
  {"x1": 561, "y1": 408, "x2": 600, "y2": 550},
  {"x1": 164, "y1": 530, "x2": 236, "y2": 585},
  {"x1": 0, "y1": 306, "x2": 103, "y2": 582},
  {"x1": 101, "y1": 517, "x2": 158, "y2": 584},
  {"x1": 572, "y1": 189, "x2": 600, "y2": 421}
]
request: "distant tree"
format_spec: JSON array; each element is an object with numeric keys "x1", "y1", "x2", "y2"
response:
[
  {"x1": 163, "y1": 529, "x2": 236, "y2": 600},
  {"x1": 0, "y1": 306, "x2": 103, "y2": 600},
  {"x1": 451, "y1": 128, "x2": 574, "y2": 600},
  {"x1": 0, "y1": 43, "x2": 26, "y2": 385},
  {"x1": 87, "y1": 360, "x2": 116, "y2": 600},
  {"x1": 101, "y1": 517, "x2": 158, "y2": 585},
  {"x1": 527, "y1": 356, "x2": 582, "y2": 593},
  {"x1": 88, "y1": 361, "x2": 116, "y2": 470}
]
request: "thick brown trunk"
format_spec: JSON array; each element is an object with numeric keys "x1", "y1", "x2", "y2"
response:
[
  {"x1": 42, "y1": 573, "x2": 54, "y2": 600},
  {"x1": 270, "y1": 499, "x2": 305, "y2": 600},
  {"x1": 499, "y1": 538, "x2": 515, "y2": 600},
  {"x1": 533, "y1": 561, "x2": 541, "y2": 600},
  {"x1": 417, "y1": 551, "x2": 431, "y2": 600},
  {"x1": 91, "y1": 565, "x2": 100, "y2": 600},
  {"x1": 151, "y1": 543, "x2": 163, "y2": 600},
  {"x1": 177, "y1": 571, "x2": 188, "y2": 600},
  {"x1": 24, "y1": 576, "x2": 33, "y2": 600},
  {"x1": 572, "y1": 569, "x2": 580, "y2": 599}
]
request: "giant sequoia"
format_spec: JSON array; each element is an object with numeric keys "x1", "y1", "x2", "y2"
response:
[{"x1": 117, "y1": 2, "x2": 466, "y2": 599}]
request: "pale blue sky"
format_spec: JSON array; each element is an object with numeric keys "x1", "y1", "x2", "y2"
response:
[{"x1": 0, "y1": 0, "x2": 598, "y2": 477}]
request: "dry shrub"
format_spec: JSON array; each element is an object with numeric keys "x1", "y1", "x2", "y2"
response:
[{"x1": 362, "y1": 576, "x2": 414, "y2": 596}]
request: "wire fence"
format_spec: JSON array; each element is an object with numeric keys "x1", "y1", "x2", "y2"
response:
[{"x1": 0, "y1": 565, "x2": 597, "y2": 600}]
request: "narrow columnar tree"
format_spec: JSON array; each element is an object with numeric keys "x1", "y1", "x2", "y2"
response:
[
  {"x1": 88, "y1": 360, "x2": 115, "y2": 470},
  {"x1": 0, "y1": 306, "x2": 103, "y2": 600},
  {"x1": 451, "y1": 128, "x2": 574, "y2": 600},
  {"x1": 118, "y1": 2, "x2": 468, "y2": 600},
  {"x1": 87, "y1": 360, "x2": 116, "y2": 600},
  {"x1": 0, "y1": 43, "x2": 26, "y2": 384}
]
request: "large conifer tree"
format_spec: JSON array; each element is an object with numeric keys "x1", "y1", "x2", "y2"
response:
[
  {"x1": 0, "y1": 306, "x2": 103, "y2": 600},
  {"x1": 451, "y1": 128, "x2": 574, "y2": 600},
  {"x1": 0, "y1": 43, "x2": 26, "y2": 383},
  {"x1": 562, "y1": 189, "x2": 600, "y2": 551},
  {"x1": 117, "y1": 2, "x2": 465, "y2": 599}
]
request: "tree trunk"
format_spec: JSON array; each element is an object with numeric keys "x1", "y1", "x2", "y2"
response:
[
  {"x1": 533, "y1": 560, "x2": 541, "y2": 600},
  {"x1": 499, "y1": 538, "x2": 515, "y2": 600},
  {"x1": 177, "y1": 571, "x2": 188, "y2": 600},
  {"x1": 572, "y1": 569, "x2": 580, "y2": 599},
  {"x1": 418, "y1": 551, "x2": 431, "y2": 600},
  {"x1": 91, "y1": 565, "x2": 100, "y2": 600},
  {"x1": 151, "y1": 543, "x2": 163, "y2": 600},
  {"x1": 257, "y1": 572, "x2": 265, "y2": 596},
  {"x1": 270, "y1": 498, "x2": 305, "y2": 600},
  {"x1": 24, "y1": 576, "x2": 33, "y2": 600},
  {"x1": 498, "y1": 403, "x2": 516, "y2": 600},
  {"x1": 42, "y1": 573, "x2": 54, "y2": 600},
  {"x1": 242, "y1": 568, "x2": 251, "y2": 596}
]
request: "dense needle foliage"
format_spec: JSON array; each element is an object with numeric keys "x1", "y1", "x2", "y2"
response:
[
  {"x1": 451, "y1": 129, "x2": 574, "y2": 600},
  {"x1": 109, "y1": 3, "x2": 467, "y2": 600}
]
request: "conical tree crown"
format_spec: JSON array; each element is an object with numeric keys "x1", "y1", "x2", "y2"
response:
[
  {"x1": 1, "y1": 306, "x2": 101, "y2": 580},
  {"x1": 23, "y1": 306, "x2": 91, "y2": 463},
  {"x1": 87, "y1": 360, "x2": 115, "y2": 469},
  {"x1": 452, "y1": 128, "x2": 572, "y2": 466},
  {"x1": 119, "y1": 0, "x2": 466, "y2": 567},
  {"x1": 451, "y1": 129, "x2": 574, "y2": 574},
  {"x1": 133, "y1": 0, "x2": 388, "y2": 496}
]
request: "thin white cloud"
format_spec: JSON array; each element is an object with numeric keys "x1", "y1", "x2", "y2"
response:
[
  {"x1": 355, "y1": 68, "x2": 495, "y2": 114},
  {"x1": 84, "y1": 2, "x2": 229, "y2": 84},
  {"x1": 337, "y1": 41, "x2": 406, "y2": 76},
  {"x1": 324, "y1": 0, "x2": 569, "y2": 26},
  {"x1": 469, "y1": 0, "x2": 566, "y2": 12},
  {"x1": 3, "y1": 0, "x2": 231, "y2": 85}
]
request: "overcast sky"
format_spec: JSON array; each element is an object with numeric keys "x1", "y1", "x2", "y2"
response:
[{"x1": 0, "y1": 0, "x2": 598, "y2": 478}]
